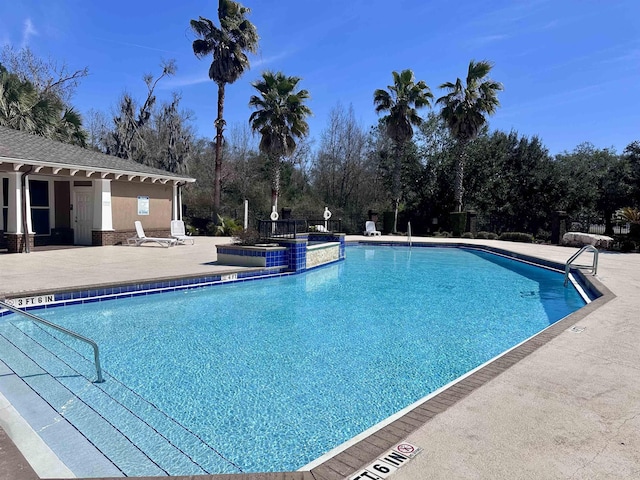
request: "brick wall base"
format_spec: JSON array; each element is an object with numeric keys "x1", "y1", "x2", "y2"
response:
[
  {"x1": 5, "y1": 233, "x2": 35, "y2": 253},
  {"x1": 92, "y1": 229, "x2": 172, "y2": 246}
]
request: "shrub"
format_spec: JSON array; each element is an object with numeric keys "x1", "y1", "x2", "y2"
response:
[
  {"x1": 461, "y1": 232, "x2": 474, "y2": 239},
  {"x1": 617, "y1": 207, "x2": 640, "y2": 224},
  {"x1": 476, "y1": 231, "x2": 498, "y2": 240},
  {"x1": 213, "y1": 215, "x2": 241, "y2": 236},
  {"x1": 233, "y1": 228, "x2": 261, "y2": 246},
  {"x1": 498, "y1": 232, "x2": 534, "y2": 243},
  {"x1": 536, "y1": 229, "x2": 551, "y2": 243},
  {"x1": 186, "y1": 223, "x2": 198, "y2": 236},
  {"x1": 434, "y1": 231, "x2": 452, "y2": 238},
  {"x1": 619, "y1": 240, "x2": 636, "y2": 252}
]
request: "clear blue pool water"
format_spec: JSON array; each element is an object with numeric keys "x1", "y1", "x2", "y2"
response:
[{"x1": 1, "y1": 246, "x2": 586, "y2": 475}]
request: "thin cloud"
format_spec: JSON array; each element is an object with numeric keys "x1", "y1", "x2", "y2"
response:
[
  {"x1": 469, "y1": 34, "x2": 509, "y2": 47},
  {"x1": 498, "y1": 79, "x2": 626, "y2": 119},
  {"x1": 93, "y1": 36, "x2": 179, "y2": 55},
  {"x1": 251, "y1": 50, "x2": 292, "y2": 69},
  {"x1": 163, "y1": 73, "x2": 210, "y2": 88},
  {"x1": 164, "y1": 50, "x2": 293, "y2": 89},
  {"x1": 601, "y1": 48, "x2": 640, "y2": 64},
  {"x1": 21, "y1": 18, "x2": 37, "y2": 47},
  {"x1": 476, "y1": 0, "x2": 552, "y2": 26}
]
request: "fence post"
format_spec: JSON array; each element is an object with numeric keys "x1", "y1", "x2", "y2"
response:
[
  {"x1": 466, "y1": 210, "x2": 477, "y2": 236},
  {"x1": 551, "y1": 211, "x2": 567, "y2": 244}
]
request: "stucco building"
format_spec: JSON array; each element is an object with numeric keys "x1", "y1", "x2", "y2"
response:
[{"x1": 0, "y1": 126, "x2": 195, "y2": 253}]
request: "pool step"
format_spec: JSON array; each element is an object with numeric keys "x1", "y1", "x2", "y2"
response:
[
  {"x1": 12, "y1": 320, "x2": 240, "y2": 474},
  {"x1": 0, "y1": 320, "x2": 235, "y2": 476},
  {"x1": 0, "y1": 330, "x2": 158, "y2": 476}
]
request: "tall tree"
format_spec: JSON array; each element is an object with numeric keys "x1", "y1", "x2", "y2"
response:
[
  {"x1": 437, "y1": 60, "x2": 503, "y2": 212},
  {"x1": 374, "y1": 69, "x2": 432, "y2": 232},
  {"x1": 0, "y1": 63, "x2": 87, "y2": 146},
  {"x1": 1, "y1": 45, "x2": 88, "y2": 104},
  {"x1": 623, "y1": 141, "x2": 640, "y2": 207},
  {"x1": 249, "y1": 71, "x2": 311, "y2": 211},
  {"x1": 105, "y1": 61, "x2": 176, "y2": 162},
  {"x1": 190, "y1": 0, "x2": 259, "y2": 215},
  {"x1": 312, "y1": 103, "x2": 369, "y2": 211}
]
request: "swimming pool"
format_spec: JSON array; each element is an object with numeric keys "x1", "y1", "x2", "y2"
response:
[{"x1": 0, "y1": 246, "x2": 586, "y2": 476}]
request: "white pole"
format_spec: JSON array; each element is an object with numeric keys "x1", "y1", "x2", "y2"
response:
[{"x1": 244, "y1": 199, "x2": 248, "y2": 230}]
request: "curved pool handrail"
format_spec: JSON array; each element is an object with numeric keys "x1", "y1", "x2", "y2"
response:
[
  {"x1": 564, "y1": 245, "x2": 598, "y2": 287},
  {"x1": 0, "y1": 299, "x2": 104, "y2": 383}
]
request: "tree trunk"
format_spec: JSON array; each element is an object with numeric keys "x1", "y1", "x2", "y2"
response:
[
  {"x1": 213, "y1": 83, "x2": 225, "y2": 217},
  {"x1": 604, "y1": 209, "x2": 614, "y2": 236},
  {"x1": 392, "y1": 141, "x2": 404, "y2": 233},
  {"x1": 393, "y1": 197, "x2": 400, "y2": 234},
  {"x1": 454, "y1": 141, "x2": 467, "y2": 213}
]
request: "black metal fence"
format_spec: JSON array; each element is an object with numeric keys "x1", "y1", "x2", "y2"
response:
[{"x1": 257, "y1": 218, "x2": 342, "y2": 241}]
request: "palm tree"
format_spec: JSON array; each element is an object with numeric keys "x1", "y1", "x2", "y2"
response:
[
  {"x1": 190, "y1": 0, "x2": 258, "y2": 214},
  {"x1": 1, "y1": 64, "x2": 87, "y2": 146},
  {"x1": 249, "y1": 71, "x2": 311, "y2": 211},
  {"x1": 437, "y1": 60, "x2": 503, "y2": 212},
  {"x1": 374, "y1": 69, "x2": 432, "y2": 232}
]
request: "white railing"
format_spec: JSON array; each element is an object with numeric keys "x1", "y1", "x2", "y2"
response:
[
  {"x1": 564, "y1": 245, "x2": 599, "y2": 287},
  {"x1": 0, "y1": 300, "x2": 104, "y2": 383}
]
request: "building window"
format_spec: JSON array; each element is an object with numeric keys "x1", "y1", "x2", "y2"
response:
[
  {"x1": 2, "y1": 178, "x2": 7, "y2": 231},
  {"x1": 29, "y1": 180, "x2": 50, "y2": 235}
]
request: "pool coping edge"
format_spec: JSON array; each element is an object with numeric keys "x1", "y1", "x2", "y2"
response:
[{"x1": 0, "y1": 242, "x2": 615, "y2": 480}]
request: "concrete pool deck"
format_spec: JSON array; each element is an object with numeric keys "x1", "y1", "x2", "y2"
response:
[{"x1": 1, "y1": 236, "x2": 639, "y2": 479}]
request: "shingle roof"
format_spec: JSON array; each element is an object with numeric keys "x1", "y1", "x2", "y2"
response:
[{"x1": 0, "y1": 125, "x2": 194, "y2": 181}]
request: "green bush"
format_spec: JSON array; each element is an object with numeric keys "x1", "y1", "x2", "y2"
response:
[
  {"x1": 461, "y1": 232, "x2": 474, "y2": 239},
  {"x1": 186, "y1": 223, "x2": 198, "y2": 236},
  {"x1": 475, "y1": 231, "x2": 498, "y2": 240},
  {"x1": 233, "y1": 228, "x2": 261, "y2": 246},
  {"x1": 213, "y1": 215, "x2": 241, "y2": 236},
  {"x1": 536, "y1": 229, "x2": 551, "y2": 243},
  {"x1": 434, "y1": 230, "x2": 452, "y2": 238},
  {"x1": 498, "y1": 232, "x2": 534, "y2": 243},
  {"x1": 620, "y1": 239, "x2": 637, "y2": 252}
]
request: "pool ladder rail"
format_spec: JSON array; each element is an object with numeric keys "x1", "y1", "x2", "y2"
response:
[
  {"x1": 0, "y1": 299, "x2": 105, "y2": 383},
  {"x1": 564, "y1": 245, "x2": 599, "y2": 287}
]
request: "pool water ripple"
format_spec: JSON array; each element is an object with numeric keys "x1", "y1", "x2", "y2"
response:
[{"x1": 2, "y1": 246, "x2": 585, "y2": 474}]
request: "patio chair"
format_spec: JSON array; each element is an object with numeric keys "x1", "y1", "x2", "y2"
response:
[
  {"x1": 171, "y1": 220, "x2": 195, "y2": 245},
  {"x1": 127, "y1": 221, "x2": 177, "y2": 247},
  {"x1": 363, "y1": 221, "x2": 381, "y2": 236}
]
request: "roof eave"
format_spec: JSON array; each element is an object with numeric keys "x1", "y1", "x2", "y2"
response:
[{"x1": 0, "y1": 156, "x2": 195, "y2": 183}]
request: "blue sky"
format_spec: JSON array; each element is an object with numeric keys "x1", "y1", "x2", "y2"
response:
[{"x1": 1, "y1": 0, "x2": 638, "y2": 155}]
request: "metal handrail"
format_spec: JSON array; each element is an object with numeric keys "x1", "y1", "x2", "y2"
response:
[
  {"x1": 564, "y1": 245, "x2": 599, "y2": 287},
  {"x1": 407, "y1": 221, "x2": 412, "y2": 248},
  {"x1": 0, "y1": 300, "x2": 104, "y2": 383}
]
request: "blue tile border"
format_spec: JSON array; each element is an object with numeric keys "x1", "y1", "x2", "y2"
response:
[{"x1": 0, "y1": 267, "x2": 294, "y2": 316}]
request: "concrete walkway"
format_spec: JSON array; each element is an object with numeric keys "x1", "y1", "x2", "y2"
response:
[
  {"x1": 1, "y1": 237, "x2": 639, "y2": 479},
  {"x1": 0, "y1": 237, "x2": 238, "y2": 297},
  {"x1": 394, "y1": 244, "x2": 640, "y2": 480}
]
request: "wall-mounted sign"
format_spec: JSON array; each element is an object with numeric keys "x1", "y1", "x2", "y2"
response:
[{"x1": 137, "y1": 196, "x2": 150, "y2": 215}]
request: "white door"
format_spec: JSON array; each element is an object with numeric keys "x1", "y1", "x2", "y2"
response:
[{"x1": 73, "y1": 188, "x2": 93, "y2": 245}]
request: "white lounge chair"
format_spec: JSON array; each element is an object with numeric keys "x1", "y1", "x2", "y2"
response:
[
  {"x1": 314, "y1": 224, "x2": 329, "y2": 233},
  {"x1": 127, "y1": 221, "x2": 177, "y2": 247},
  {"x1": 363, "y1": 221, "x2": 381, "y2": 236},
  {"x1": 171, "y1": 220, "x2": 195, "y2": 245}
]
